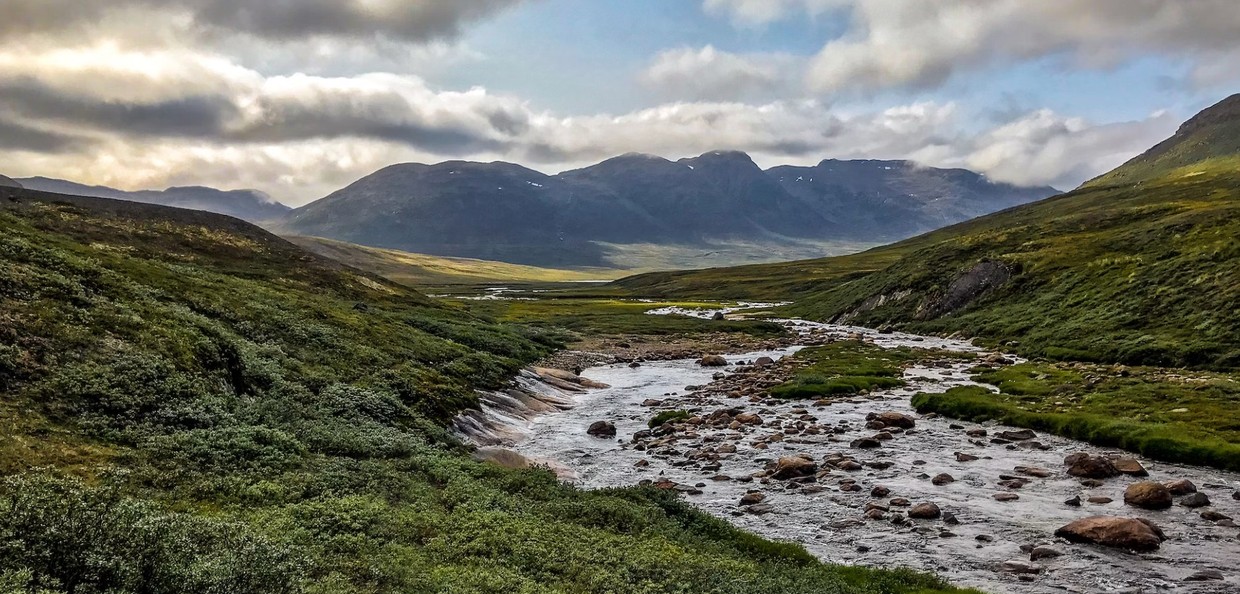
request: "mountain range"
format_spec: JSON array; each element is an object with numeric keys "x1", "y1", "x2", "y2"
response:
[
  {"x1": 14, "y1": 177, "x2": 291, "y2": 223},
  {"x1": 280, "y1": 152, "x2": 1057, "y2": 267},
  {"x1": 616, "y1": 94, "x2": 1240, "y2": 369}
]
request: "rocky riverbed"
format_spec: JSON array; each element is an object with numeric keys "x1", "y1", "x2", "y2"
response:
[{"x1": 469, "y1": 321, "x2": 1240, "y2": 594}]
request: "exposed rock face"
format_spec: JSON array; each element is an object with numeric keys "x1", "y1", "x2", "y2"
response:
[
  {"x1": 1064, "y1": 453, "x2": 1120, "y2": 479},
  {"x1": 586, "y1": 421, "x2": 616, "y2": 438},
  {"x1": 1054, "y1": 516, "x2": 1167, "y2": 551},
  {"x1": 917, "y1": 260, "x2": 1012, "y2": 319},
  {"x1": 1124, "y1": 482, "x2": 1174, "y2": 510}
]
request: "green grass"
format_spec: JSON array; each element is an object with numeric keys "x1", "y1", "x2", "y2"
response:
[
  {"x1": 0, "y1": 190, "x2": 974, "y2": 594},
  {"x1": 614, "y1": 161, "x2": 1240, "y2": 370},
  {"x1": 649, "y1": 410, "x2": 692, "y2": 428},
  {"x1": 766, "y1": 342, "x2": 958, "y2": 399},
  {"x1": 911, "y1": 361, "x2": 1240, "y2": 471},
  {"x1": 464, "y1": 297, "x2": 788, "y2": 338}
]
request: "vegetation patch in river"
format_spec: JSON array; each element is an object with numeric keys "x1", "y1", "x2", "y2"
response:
[{"x1": 769, "y1": 341, "x2": 967, "y2": 399}]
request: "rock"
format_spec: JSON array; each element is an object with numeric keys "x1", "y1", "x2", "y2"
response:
[
  {"x1": 871, "y1": 486, "x2": 891, "y2": 497},
  {"x1": 943, "y1": 512, "x2": 960, "y2": 525},
  {"x1": 889, "y1": 498, "x2": 911, "y2": 507},
  {"x1": 1164, "y1": 479, "x2": 1197, "y2": 495},
  {"x1": 1087, "y1": 496, "x2": 1113, "y2": 504},
  {"x1": 753, "y1": 356, "x2": 775, "y2": 366},
  {"x1": 1233, "y1": 490, "x2": 1240, "y2": 501},
  {"x1": 875, "y1": 411, "x2": 916, "y2": 429},
  {"x1": 1030, "y1": 547, "x2": 1062, "y2": 561},
  {"x1": 850, "y1": 438, "x2": 881, "y2": 449},
  {"x1": 1111, "y1": 457, "x2": 1148, "y2": 477},
  {"x1": 955, "y1": 452, "x2": 980, "y2": 462},
  {"x1": 586, "y1": 421, "x2": 617, "y2": 437},
  {"x1": 999, "y1": 561, "x2": 1043, "y2": 575},
  {"x1": 771, "y1": 456, "x2": 818, "y2": 480},
  {"x1": 1016, "y1": 466, "x2": 1052, "y2": 478},
  {"x1": 932, "y1": 473, "x2": 955, "y2": 486},
  {"x1": 908, "y1": 502, "x2": 941, "y2": 519},
  {"x1": 1124, "y1": 482, "x2": 1173, "y2": 510},
  {"x1": 994, "y1": 493, "x2": 1020, "y2": 502},
  {"x1": 628, "y1": 362, "x2": 641, "y2": 368},
  {"x1": 1064, "y1": 453, "x2": 1120, "y2": 479},
  {"x1": 734, "y1": 413, "x2": 763, "y2": 425},
  {"x1": 712, "y1": 312, "x2": 725, "y2": 321},
  {"x1": 996, "y1": 429, "x2": 1036, "y2": 441},
  {"x1": 966, "y1": 429, "x2": 988, "y2": 438},
  {"x1": 1054, "y1": 516, "x2": 1167, "y2": 551},
  {"x1": 746, "y1": 504, "x2": 775, "y2": 515},
  {"x1": 739, "y1": 492, "x2": 766, "y2": 506},
  {"x1": 1201, "y1": 510, "x2": 1232, "y2": 522},
  {"x1": 698, "y1": 355, "x2": 728, "y2": 367},
  {"x1": 1064, "y1": 495, "x2": 1082, "y2": 507},
  {"x1": 1180, "y1": 493, "x2": 1211, "y2": 508},
  {"x1": 1184, "y1": 569, "x2": 1224, "y2": 582},
  {"x1": 864, "y1": 508, "x2": 886, "y2": 520}
]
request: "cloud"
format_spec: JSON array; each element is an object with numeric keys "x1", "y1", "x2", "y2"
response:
[
  {"x1": 0, "y1": 0, "x2": 529, "y2": 43},
  {"x1": 702, "y1": 0, "x2": 843, "y2": 26},
  {"x1": 640, "y1": 46, "x2": 802, "y2": 102}
]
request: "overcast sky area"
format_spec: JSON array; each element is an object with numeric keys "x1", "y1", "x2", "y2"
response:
[{"x1": 1, "y1": 0, "x2": 1238, "y2": 205}]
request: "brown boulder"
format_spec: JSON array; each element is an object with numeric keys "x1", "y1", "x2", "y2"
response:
[
  {"x1": 586, "y1": 421, "x2": 617, "y2": 437},
  {"x1": 1064, "y1": 453, "x2": 1120, "y2": 479},
  {"x1": 908, "y1": 502, "x2": 942, "y2": 519},
  {"x1": 875, "y1": 411, "x2": 916, "y2": 429},
  {"x1": 1054, "y1": 516, "x2": 1167, "y2": 551},
  {"x1": 771, "y1": 456, "x2": 818, "y2": 480},
  {"x1": 698, "y1": 355, "x2": 728, "y2": 367},
  {"x1": 1124, "y1": 481, "x2": 1173, "y2": 510},
  {"x1": 1163, "y1": 479, "x2": 1197, "y2": 495},
  {"x1": 1111, "y1": 457, "x2": 1149, "y2": 477}
]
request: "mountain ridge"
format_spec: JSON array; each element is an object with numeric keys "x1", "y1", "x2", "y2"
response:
[{"x1": 15, "y1": 176, "x2": 291, "y2": 223}]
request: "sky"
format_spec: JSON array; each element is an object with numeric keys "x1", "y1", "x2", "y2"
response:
[{"x1": 1, "y1": 0, "x2": 1238, "y2": 206}]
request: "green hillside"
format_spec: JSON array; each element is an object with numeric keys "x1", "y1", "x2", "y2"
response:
[
  {"x1": 616, "y1": 101, "x2": 1240, "y2": 370},
  {"x1": 0, "y1": 188, "x2": 968, "y2": 594}
]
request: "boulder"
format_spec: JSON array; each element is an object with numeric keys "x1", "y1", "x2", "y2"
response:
[
  {"x1": 1124, "y1": 482, "x2": 1173, "y2": 510},
  {"x1": 1164, "y1": 479, "x2": 1197, "y2": 495},
  {"x1": 1185, "y1": 570, "x2": 1224, "y2": 582},
  {"x1": 1064, "y1": 495, "x2": 1082, "y2": 507},
  {"x1": 955, "y1": 452, "x2": 980, "y2": 462},
  {"x1": 850, "y1": 438, "x2": 882, "y2": 449},
  {"x1": 1111, "y1": 457, "x2": 1149, "y2": 477},
  {"x1": 711, "y1": 312, "x2": 725, "y2": 321},
  {"x1": 875, "y1": 411, "x2": 916, "y2": 429},
  {"x1": 996, "y1": 429, "x2": 1036, "y2": 441},
  {"x1": 698, "y1": 355, "x2": 728, "y2": 367},
  {"x1": 994, "y1": 493, "x2": 1020, "y2": 502},
  {"x1": 908, "y1": 502, "x2": 941, "y2": 519},
  {"x1": 753, "y1": 356, "x2": 775, "y2": 366},
  {"x1": 1029, "y1": 547, "x2": 1062, "y2": 561},
  {"x1": 931, "y1": 473, "x2": 955, "y2": 486},
  {"x1": 1179, "y1": 493, "x2": 1211, "y2": 508},
  {"x1": 739, "y1": 492, "x2": 766, "y2": 506},
  {"x1": 998, "y1": 561, "x2": 1043, "y2": 575},
  {"x1": 1054, "y1": 516, "x2": 1167, "y2": 551},
  {"x1": 870, "y1": 486, "x2": 891, "y2": 497},
  {"x1": 771, "y1": 456, "x2": 818, "y2": 480},
  {"x1": 1064, "y1": 453, "x2": 1120, "y2": 479},
  {"x1": 586, "y1": 421, "x2": 617, "y2": 438}
]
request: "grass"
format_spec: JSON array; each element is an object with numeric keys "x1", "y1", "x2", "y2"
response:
[
  {"x1": 649, "y1": 410, "x2": 692, "y2": 428},
  {"x1": 0, "y1": 189, "x2": 974, "y2": 594},
  {"x1": 463, "y1": 296, "x2": 788, "y2": 338},
  {"x1": 614, "y1": 161, "x2": 1240, "y2": 370},
  {"x1": 911, "y1": 361, "x2": 1240, "y2": 471},
  {"x1": 767, "y1": 342, "x2": 963, "y2": 399},
  {"x1": 287, "y1": 235, "x2": 627, "y2": 285}
]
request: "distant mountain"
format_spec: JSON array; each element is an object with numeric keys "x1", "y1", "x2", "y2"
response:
[
  {"x1": 283, "y1": 152, "x2": 1057, "y2": 267},
  {"x1": 0, "y1": 175, "x2": 21, "y2": 188},
  {"x1": 1085, "y1": 94, "x2": 1240, "y2": 188},
  {"x1": 16, "y1": 177, "x2": 290, "y2": 223}
]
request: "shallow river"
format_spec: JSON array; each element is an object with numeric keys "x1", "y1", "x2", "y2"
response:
[{"x1": 502, "y1": 322, "x2": 1240, "y2": 594}]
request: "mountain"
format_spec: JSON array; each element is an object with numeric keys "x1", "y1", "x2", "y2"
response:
[
  {"x1": 0, "y1": 174, "x2": 21, "y2": 188},
  {"x1": 281, "y1": 152, "x2": 1057, "y2": 267},
  {"x1": 615, "y1": 99, "x2": 1240, "y2": 369},
  {"x1": 1085, "y1": 94, "x2": 1240, "y2": 188},
  {"x1": 16, "y1": 176, "x2": 291, "y2": 222}
]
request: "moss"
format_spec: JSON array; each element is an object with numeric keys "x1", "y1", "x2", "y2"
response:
[{"x1": 649, "y1": 410, "x2": 692, "y2": 428}]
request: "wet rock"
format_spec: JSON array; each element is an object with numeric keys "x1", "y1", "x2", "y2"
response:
[
  {"x1": 966, "y1": 429, "x2": 988, "y2": 438},
  {"x1": 1111, "y1": 457, "x2": 1149, "y2": 477},
  {"x1": 1201, "y1": 510, "x2": 1232, "y2": 522},
  {"x1": 587, "y1": 421, "x2": 617, "y2": 438},
  {"x1": 875, "y1": 411, "x2": 916, "y2": 429},
  {"x1": 932, "y1": 473, "x2": 955, "y2": 486},
  {"x1": 943, "y1": 512, "x2": 960, "y2": 525},
  {"x1": 994, "y1": 493, "x2": 1020, "y2": 502},
  {"x1": 734, "y1": 413, "x2": 763, "y2": 425},
  {"x1": 1164, "y1": 479, "x2": 1197, "y2": 495},
  {"x1": 629, "y1": 362, "x2": 642, "y2": 368},
  {"x1": 1087, "y1": 496, "x2": 1113, "y2": 505},
  {"x1": 753, "y1": 356, "x2": 775, "y2": 366},
  {"x1": 634, "y1": 459, "x2": 649, "y2": 468},
  {"x1": 890, "y1": 498, "x2": 911, "y2": 507},
  {"x1": 771, "y1": 456, "x2": 818, "y2": 480},
  {"x1": 1064, "y1": 453, "x2": 1120, "y2": 479},
  {"x1": 1124, "y1": 481, "x2": 1173, "y2": 510},
  {"x1": 1054, "y1": 516, "x2": 1167, "y2": 551},
  {"x1": 871, "y1": 486, "x2": 891, "y2": 497},
  {"x1": 908, "y1": 502, "x2": 942, "y2": 519},
  {"x1": 712, "y1": 312, "x2": 725, "y2": 321},
  {"x1": 864, "y1": 508, "x2": 886, "y2": 520},
  {"x1": 698, "y1": 355, "x2": 728, "y2": 367},
  {"x1": 1064, "y1": 495, "x2": 1082, "y2": 507},
  {"x1": 955, "y1": 452, "x2": 980, "y2": 462},
  {"x1": 1016, "y1": 466, "x2": 1052, "y2": 478},
  {"x1": 999, "y1": 561, "x2": 1043, "y2": 575},
  {"x1": 746, "y1": 504, "x2": 775, "y2": 515},
  {"x1": 1180, "y1": 492, "x2": 1211, "y2": 508},
  {"x1": 739, "y1": 492, "x2": 766, "y2": 506},
  {"x1": 1184, "y1": 569, "x2": 1224, "y2": 582},
  {"x1": 1233, "y1": 490, "x2": 1240, "y2": 501},
  {"x1": 850, "y1": 438, "x2": 882, "y2": 449},
  {"x1": 996, "y1": 429, "x2": 1036, "y2": 441},
  {"x1": 1030, "y1": 547, "x2": 1062, "y2": 561}
]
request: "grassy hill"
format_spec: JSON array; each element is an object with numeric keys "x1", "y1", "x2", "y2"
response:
[
  {"x1": 616, "y1": 100, "x2": 1240, "y2": 370},
  {"x1": 287, "y1": 235, "x2": 625, "y2": 285},
  {"x1": 0, "y1": 187, "x2": 969, "y2": 594}
]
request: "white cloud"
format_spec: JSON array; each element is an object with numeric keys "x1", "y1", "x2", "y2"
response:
[
  {"x1": 702, "y1": 0, "x2": 844, "y2": 26},
  {"x1": 639, "y1": 46, "x2": 802, "y2": 102}
]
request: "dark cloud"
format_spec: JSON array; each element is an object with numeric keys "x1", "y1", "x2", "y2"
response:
[
  {"x1": 0, "y1": 118, "x2": 92, "y2": 153},
  {"x1": 0, "y1": 78, "x2": 235, "y2": 137},
  {"x1": 0, "y1": 0, "x2": 528, "y2": 43}
]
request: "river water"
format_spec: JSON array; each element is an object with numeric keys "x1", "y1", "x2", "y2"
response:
[{"x1": 492, "y1": 321, "x2": 1240, "y2": 594}]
